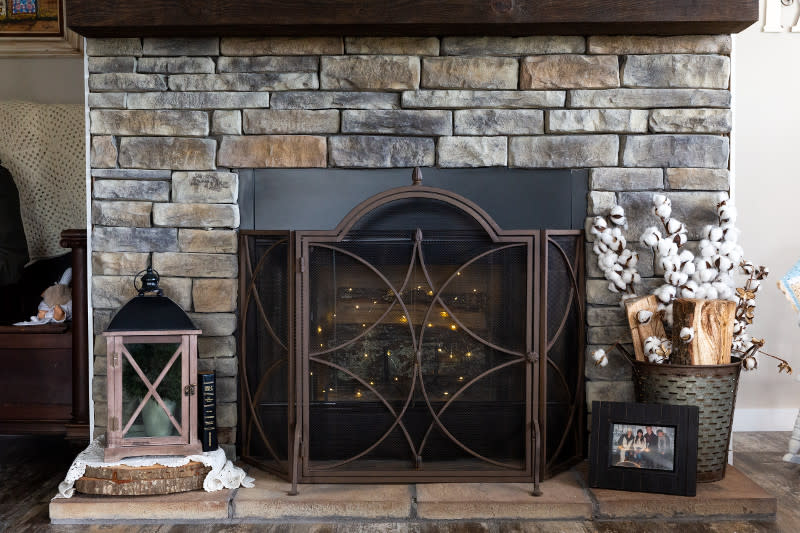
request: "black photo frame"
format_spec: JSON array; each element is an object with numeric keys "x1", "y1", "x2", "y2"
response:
[{"x1": 589, "y1": 401, "x2": 699, "y2": 497}]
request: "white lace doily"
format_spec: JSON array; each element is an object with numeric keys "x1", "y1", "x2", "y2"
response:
[{"x1": 55, "y1": 436, "x2": 255, "y2": 498}]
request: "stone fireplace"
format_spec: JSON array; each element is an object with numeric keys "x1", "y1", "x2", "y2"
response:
[{"x1": 87, "y1": 34, "x2": 732, "y2": 469}]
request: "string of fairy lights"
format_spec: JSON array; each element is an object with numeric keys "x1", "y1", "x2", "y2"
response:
[{"x1": 310, "y1": 270, "x2": 487, "y2": 402}]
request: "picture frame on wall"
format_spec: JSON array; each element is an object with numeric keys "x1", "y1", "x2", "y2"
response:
[
  {"x1": 0, "y1": 0, "x2": 81, "y2": 57},
  {"x1": 589, "y1": 401, "x2": 699, "y2": 497},
  {"x1": 0, "y1": 0, "x2": 62, "y2": 37}
]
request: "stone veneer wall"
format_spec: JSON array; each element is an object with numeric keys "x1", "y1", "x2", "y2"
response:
[{"x1": 86, "y1": 35, "x2": 733, "y2": 457}]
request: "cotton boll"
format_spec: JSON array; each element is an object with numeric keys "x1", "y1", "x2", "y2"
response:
[
  {"x1": 716, "y1": 273, "x2": 734, "y2": 288},
  {"x1": 707, "y1": 226, "x2": 724, "y2": 242},
  {"x1": 679, "y1": 250, "x2": 694, "y2": 264},
  {"x1": 621, "y1": 270, "x2": 633, "y2": 285},
  {"x1": 705, "y1": 286, "x2": 719, "y2": 300},
  {"x1": 659, "y1": 256, "x2": 677, "y2": 273},
  {"x1": 657, "y1": 239, "x2": 678, "y2": 258},
  {"x1": 637, "y1": 310, "x2": 653, "y2": 324},
  {"x1": 592, "y1": 349, "x2": 609, "y2": 367},
  {"x1": 593, "y1": 241, "x2": 610, "y2": 256},
  {"x1": 681, "y1": 281, "x2": 698, "y2": 298},
  {"x1": 718, "y1": 205, "x2": 738, "y2": 225},
  {"x1": 607, "y1": 282, "x2": 619, "y2": 293},
  {"x1": 613, "y1": 276, "x2": 628, "y2": 291},
  {"x1": 699, "y1": 243, "x2": 716, "y2": 258},
  {"x1": 654, "y1": 202, "x2": 672, "y2": 219},
  {"x1": 600, "y1": 253, "x2": 619, "y2": 269},
  {"x1": 605, "y1": 270, "x2": 622, "y2": 285},
  {"x1": 609, "y1": 205, "x2": 627, "y2": 227},
  {"x1": 591, "y1": 217, "x2": 608, "y2": 235},
  {"x1": 713, "y1": 283, "x2": 732, "y2": 300},
  {"x1": 665, "y1": 218, "x2": 685, "y2": 236},
  {"x1": 655, "y1": 284, "x2": 676, "y2": 304},
  {"x1": 632, "y1": 272, "x2": 642, "y2": 284},
  {"x1": 664, "y1": 271, "x2": 679, "y2": 286},
  {"x1": 643, "y1": 336, "x2": 661, "y2": 354},
  {"x1": 715, "y1": 256, "x2": 733, "y2": 272},
  {"x1": 699, "y1": 268, "x2": 717, "y2": 283},
  {"x1": 741, "y1": 261, "x2": 755, "y2": 275},
  {"x1": 719, "y1": 241, "x2": 735, "y2": 256},
  {"x1": 665, "y1": 271, "x2": 687, "y2": 286},
  {"x1": 672, "y1": 232, "x2": 688, "y2": 247},
  {"x1": 617, "y1": 248, "x2": 639, "y2": 268},
  {"x1": 648, "y1": 352, "x2": 666, "y2": 364},
  {"x1": 728, "y1": 246, "x2": 744, "y2": 265},
  {"x1": 694, "y1": 284, "x2": 708, "y2": 299},
  {"x1": 743, "y1": 356, "x2": 758, "y2": 371},
  {"x1": 681, "y1": 261, "x2": 696, "y2": 277},
  {"x1": 641, "y1": 227, "x2": 662, "y2": 248}
]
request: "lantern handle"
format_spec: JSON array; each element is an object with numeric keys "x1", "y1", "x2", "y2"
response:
[{"x1": 134, "y1": 266, "x2": 163, "y2": 296}]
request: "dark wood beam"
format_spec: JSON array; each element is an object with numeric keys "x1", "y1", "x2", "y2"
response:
[{"x1": 66, "y1": 0, "x2": 758, "y2": 38}]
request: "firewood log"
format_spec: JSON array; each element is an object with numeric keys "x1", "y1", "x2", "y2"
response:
[
  {"x1": 624, "y1": 295, "x2": 666, "y2": 362},
  {"x1": 671, "y1": 298, "x2": 735, "y2": 365}
]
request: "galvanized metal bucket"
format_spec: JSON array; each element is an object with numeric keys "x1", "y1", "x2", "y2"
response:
[{"x1": 630, "y1": 356, "x2": 742, "y2": 483}]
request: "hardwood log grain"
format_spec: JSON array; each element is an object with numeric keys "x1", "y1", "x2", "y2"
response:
[
  {"x1": 66, "y1": 0, "x2": 758, "y2": 37},
  {"x1": 671, "y1": 298, "x2": 735, "y2": 366},
  {"x1": 624, "y1": 294, "x2": 666, "y2": 362},
  {"x1": 75, "y1": 461, "x2": 210, "y2": 496}
]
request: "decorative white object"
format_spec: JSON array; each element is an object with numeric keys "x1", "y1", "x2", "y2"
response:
[
  {"x1": 56, "y1": 436, "x2": 255, "y2": 498},
  {"x1": 763, "y1": 0, "x2": 800, "y2": 33},
  {"x1": 784, "y1": 398, "x2": 800, "y2": 464},
  {"x1": 14, "y1": 268, "x2": 74, "y2": 326}
]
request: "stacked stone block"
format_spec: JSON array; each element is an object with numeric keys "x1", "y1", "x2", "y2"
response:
[{"x1": 87, "y1": 34, "x2": 733, "y2": 453}]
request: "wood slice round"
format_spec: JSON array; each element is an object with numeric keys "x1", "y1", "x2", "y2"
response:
[{"x1": 74, "y1": 461, "x2": 211, "y2": 496}]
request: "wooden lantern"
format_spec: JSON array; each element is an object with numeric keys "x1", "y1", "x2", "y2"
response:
[{"x1": 103, "y1": 267, "x2": 202, "y2": 461}]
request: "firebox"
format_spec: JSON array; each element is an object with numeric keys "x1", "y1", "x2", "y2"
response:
[{"x1": 238, "y1": 168, "x2": 585, "y2": 494}]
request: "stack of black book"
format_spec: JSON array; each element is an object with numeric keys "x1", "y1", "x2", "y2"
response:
[{"x1": 199, "y1": 371, "x2": 218, "y2": 452}]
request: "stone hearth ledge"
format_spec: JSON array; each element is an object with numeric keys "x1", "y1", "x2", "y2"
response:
[{"x1": 49, "y1": 465, "x2": 775, "y2": 523}]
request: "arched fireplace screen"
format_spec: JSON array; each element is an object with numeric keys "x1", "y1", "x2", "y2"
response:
[{"x1": 239, "y1": 180, "x2": 584, "y2": 492}]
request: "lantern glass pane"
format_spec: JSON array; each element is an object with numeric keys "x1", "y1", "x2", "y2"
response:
[{"x1": 121, "y1": 342, "x2": 182, "y2": 438}]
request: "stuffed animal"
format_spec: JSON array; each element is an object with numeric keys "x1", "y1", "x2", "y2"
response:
[{"x1": 14, "y1": 268, "x2": 72, "y2": 326}]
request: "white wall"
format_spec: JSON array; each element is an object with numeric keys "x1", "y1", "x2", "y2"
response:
[
  {"x1": 733, "y1": 0, "x2": 800, "y2": 429},
  {"x1": 0, "y1": 57, "x2": 83, "y2": 104}
]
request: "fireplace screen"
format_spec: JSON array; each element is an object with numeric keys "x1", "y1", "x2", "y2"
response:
[{"x1": 240, "y1": 178, "x2": 584, "y2": 491}]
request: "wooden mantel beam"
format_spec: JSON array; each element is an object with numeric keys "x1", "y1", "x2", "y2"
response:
[{"x1": 66, "y1": 0, "x2": 759, "y2": 38}]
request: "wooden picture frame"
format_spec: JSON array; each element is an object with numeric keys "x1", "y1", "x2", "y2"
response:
[
  {"x1": 0, "y1": 0, "x2": 81, "y2": 57},
  {"x1": 589, "y1": 401, "x2": 699, "y2": 497}
]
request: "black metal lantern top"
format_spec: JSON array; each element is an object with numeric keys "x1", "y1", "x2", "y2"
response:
[{"x1": 106, "y1": 267, "x2": 198, "y2": 332}]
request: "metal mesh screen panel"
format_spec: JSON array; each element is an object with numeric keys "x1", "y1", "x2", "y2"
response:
[
  {"x1": 240, "y1": 234, "x2": 290, "y2": 475},
  {"x1": 543, "y1": 233, "x2": 585, "y2": 477}
]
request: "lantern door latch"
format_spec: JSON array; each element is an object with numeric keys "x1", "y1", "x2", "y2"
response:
[{"x1": 184, "y1": 384, "x2": 197, "y2": 396}]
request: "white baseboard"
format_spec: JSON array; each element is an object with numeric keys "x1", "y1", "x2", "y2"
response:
[{"x1": 732, "y1": 408, "x2": 798, "y2": 432}]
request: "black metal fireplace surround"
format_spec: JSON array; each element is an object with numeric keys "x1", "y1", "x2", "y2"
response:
[{"x1": 238, "y1": 168, "x2": 586, "y2": 494}]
